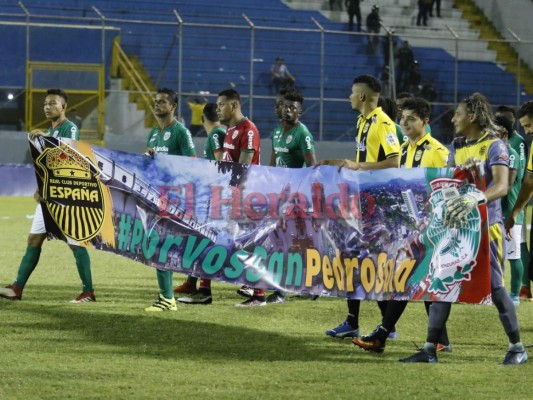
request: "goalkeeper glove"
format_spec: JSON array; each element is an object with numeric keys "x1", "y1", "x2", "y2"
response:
[{"x1": 445, "y1": 191, "x2": 486, "y2": 228}]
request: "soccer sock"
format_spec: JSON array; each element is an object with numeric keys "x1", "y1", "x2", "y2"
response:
[
  {"x1": 199, "y1": 278, "x2": 211, "y2": 294},
  {"x1": 157, "y1": 269, "x2": 174, "y2": 299},
  {"x1": 426, "y1": 301, "x2": 451, "y2": 344},
  {"x1": 425, "y1": 301, "x2": 450, "y2": 346},
  {"x1": 72, "y1": 247, "x2": 93, "y2": 292},
  {"x1": 377, "y1": 300, "x2": 388, "y2": 319},
  {"x1": 346, "y1": 299, "x2": 360, "y2": 329},
  {"x1": 509, "y1": 259, "x2": 524, "y2": 296},
  {"x1": 14, "y1": 245, "x2": 42, "y2": 289},
  {"x1": 492, "y1": 286, "x2": 520, "y2": 342},
  {"x1": 381, "y1": 300, "x2": 408, "y2": 332},
  {"x1": 520, "y1": 242, "x2": 530, "y2": 287},
  {"x1": 187, "y1": 275, "x2": 199, "y2": 285}
]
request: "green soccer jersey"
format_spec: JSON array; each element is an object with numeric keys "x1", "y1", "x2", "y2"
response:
[
  {"x1": 271, "y1": 122, "x2": 315, "y2": 168},
  {"x1": 45, "y1": 120, "x2": 79, "y2": 140},
  {"x1": 204, "y1": 127, "x2": 226, "y2": 160},
  {"x1": 147, "y1": 120, "x2": 196, "y2": 156},
  {"x1": 508, "y1": 132, "x2": 527, "y2": 172},
  {"x1": 503, "y1": 146, "x2": 525, "y2": 224}
]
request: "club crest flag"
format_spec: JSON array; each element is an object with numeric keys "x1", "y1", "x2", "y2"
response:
[{"x1": 30, "y1": 137, "x2": 492, "y2": 304}]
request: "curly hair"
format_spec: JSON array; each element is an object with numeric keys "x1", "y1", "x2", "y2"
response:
[{"x1": 460, "y1": 92, "x2": 496, "y2": 131}]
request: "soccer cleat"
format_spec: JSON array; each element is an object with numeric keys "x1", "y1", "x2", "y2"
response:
[
  {"x1": 325, "y1": 321, "x2": 360, "y2": 339},
  {"x1": 436, "y1": 343, "x2": 453, "y2": 352},
  {"x1": 0, "y1": 284, "x2": 22, "y2": 300},
  {"x1": 502, "y1": 350, "x2": 528, "y2": 365},
  {"x1": 145, "y1": 294, "x2": 177, "y2": 312},
  {"x1": 388, "y1": 329, "x2": 399, "y2": 339},
  {"x1": 266, "y1": 292, "x2": 286, "y2": 304},
  {"x1": 399, "y1": 349, "x2": 438, "y2": 363},
  {"x1": 510, "y1": 294, "x2": 520, "y2": 306},
  {"x1": 519, "y1": 286, "x2": 532, "y2": 300},
  {"x1": 69, "y1": 291, "x2": 96, "y2": 303},
  {"x1": 237, "y1": 285, "x2": 254, "y2": 298},
  {"x1": 177, "y1": 291, "x2": 213, "y2": 305},
  {"x1": 352, "y1": 336, "x2": 385, "y2": 353},
  {"x1": 235, "y1": 296, "x2": 266, "y2": 307},
  {"x1": 173, "y1": 280, "x2": 197, "y2": 295}
]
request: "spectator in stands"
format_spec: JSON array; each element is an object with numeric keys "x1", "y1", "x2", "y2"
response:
[
  {"x1": 345, "y1": 0, "x2": 362, "y2": 32},
  {"x1": 408, "y1": 60, "x2": 422, "y2": 94},
  {"x1": 366, "y1": 5, "x2": 382, "y2": 55},
  {"x1": 271, "y1": 57, "x2": 296, "y2": 94},
  {"x1": 187, "y1": 96, "x2": 207, "y2": 137},
  {"x1": 417, "y1": 0, "x2": 432, "y2": 26},
  {"x1": 396, "y1": 41, "x2": 414, "y2": 92},
  {"x1": 420, "y1": 79, "x2": 437, "y2": 102},
  {"x1": 430, "y1": 0, "x2": 441, "y2": 18},
  {"x1": 329, "y1": 0, "x2": 343, "y2": 11}
]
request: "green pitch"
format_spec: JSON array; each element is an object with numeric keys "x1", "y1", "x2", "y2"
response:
[{"x1": 0, "y1": 197, "x2": 531, "y2": 400}]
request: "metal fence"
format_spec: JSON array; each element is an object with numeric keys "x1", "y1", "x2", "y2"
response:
[{"x1": 1, "y1": 3, "x2": 533, "y2": 143}]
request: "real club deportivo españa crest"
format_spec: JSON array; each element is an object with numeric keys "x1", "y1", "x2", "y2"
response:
[{"x1": 35, "y1": 144, "x2": 106, "y2": 242}]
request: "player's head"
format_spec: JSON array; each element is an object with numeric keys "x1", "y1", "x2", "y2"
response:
[
  {"x1": 377, "y1": 97, "x2": 397, "y2": 121},
  {"x1": 495, "y1": 105, "x2": 516, "y2": 125},
  {"x1": 350, "y1": 75, "x2": 381, "y2": 111},
  {"x1": 494, "y1": 114, "x2": 513, "y2": 141},
  {"x1": 216, "y1": 88, "x2": 241, "y2": 125},
  {"x1": 153, "y1": 88, "x2": 178, "y2": 118},
  {"x1": 453, "y1": 92, "x2": 494, "y2": 136},
  {"x1": 281, "y1": 89, "x2": 304, "y2": 124},
  {"x1": 44, "y1": 88, "x2": 68, "y2": 120},
  {"x1": 275, "y1": 88, "x2": 289, "y2": 119},
  {"x1": 202, "y1": 103, "x2": 219, "y2": 125},
  {"x1": 518, "y1": 100, "x2": 533, "y2": 135},
  {"x1": 395, "y1": 91, "x2": 414, "y2": 115},
  {"x1": 400, "y1": 98, "x2": 431, "y2": 140}
]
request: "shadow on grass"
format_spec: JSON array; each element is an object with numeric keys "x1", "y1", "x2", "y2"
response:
[{"x1": 0, "y1": 284, "x2": 377, "y2": 364}]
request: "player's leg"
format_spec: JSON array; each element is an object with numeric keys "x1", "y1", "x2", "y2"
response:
[
  {"x1": 489, "y1": 224, "x2": 527, "y2": 365},
  {"x1": 0, "y1": 204, "x2": 47, "y2": 300},
  {"x1": 519, "y1": 221, "x2": 532, "y2": 299},
  {"x1": 174, "y1": 275, "x2": 198, "y2": 295},
  {"x1": 68, "y1": 244, "x2": 95, "y2": 303},
  {"x1": 507, "y1": 225, "x2": 523, "y2": 305},
  {"x1": 325, "y1": 299, "x2": 360, "y2": 338},
  {"x1": 145, "y1": 269, "x2": 177, "y2": 312}
]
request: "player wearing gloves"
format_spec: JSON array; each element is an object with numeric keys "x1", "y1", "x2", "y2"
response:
[{"x1": 399, "y1": 93, "x2": 527, "y2": 365}]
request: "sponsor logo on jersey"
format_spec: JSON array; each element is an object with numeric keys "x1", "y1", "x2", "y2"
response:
[
  {"x1": 35, "y1": 144, "x2": 106, "y2": 242},
  {"x1": 153, "y1": 146, "x2": 169, "y2": 153},
  {"x1": 273, "y1": 146, "x2": 289, "y2": 153},
  {"x1": 70, "y1": 126, "x2": 77, "y2": 139},
  {"x1": 224, "y1": 142, "x2": 236, "y2": 150},
  {"x1": 247, "y1": 130, "x2": 254, "y2": 149},
  {"x1": 385, "y1": 133, "x2": 398, "y2": 146},
  {"x1": 163, "y1": 131, "x2": 171, "y2": 141},
  {"x1": 305, "y1": 136, "x2": 312, "y2": 150},
  {"x1": 355, "y1": 141, "x2": 366, "y2": 152}
]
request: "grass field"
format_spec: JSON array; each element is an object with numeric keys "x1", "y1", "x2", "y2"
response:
[{"x1": 1, "y1": 197, "x2": 532, "y2": 400}]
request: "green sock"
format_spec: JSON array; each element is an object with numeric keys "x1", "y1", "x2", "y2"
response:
[
  {"x1": 510, "y1": 259, "x2": 524, "y2": 296},
  {"x1": 14, "y1": 246, "x2": 42, "y2": 288},
  {"x1": 520, "y1": 242, "x2": 530, "y2": 286},
  {"x1": 156, "y1": 269, "x2": 173, "y2": 299},
  {"x1": 72, "y1": 247, "x2": 93, "y2": 292}
]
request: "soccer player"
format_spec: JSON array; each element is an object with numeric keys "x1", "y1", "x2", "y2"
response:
[
  {"x1": 400, "y1": 93, "x2": 527, "y2": 364},
  {"x1": 495, "y1": 105, "x2": 531, "y2": 301},
  {"x1": 0, "y1": 88, "x2": 95, "y2": 303},
  {"x1": 319, "y1": 75, "x2": 400, "y2": 339},
  {"x1": 353, "y1": 97, "x2": 451, "y2": 353},
  {"x1": 267, "y1": 89, "x2": 317, "y2": 304},
  {"x1": 495, "y1": 115, "x2": 524, "y2": 306},
  {"x1": 175, "y1": 103, "x2": 226, "y2": 305},
  {"x1": 144, "y1": 88, "x2": 197, "y2": 312},
  {"x1": 506, "y1": 100, "x2": 533, "y2": 300},
  {"x1": 216, "y1": 88, "x2": 263, "y2": 307}
]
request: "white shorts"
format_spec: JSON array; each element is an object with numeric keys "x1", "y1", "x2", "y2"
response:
[
  {"x1": 30, "y1": 204, "x2": 78, "y2": 245},
  {"x1": 505, "y1": 225, "x2": 521, "y2": 260}
]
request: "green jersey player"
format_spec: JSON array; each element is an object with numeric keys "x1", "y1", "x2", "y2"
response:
[
  {"x1": 0, "y1": 88, "x2": 95, "y2": 303},
  {"x1": 144, "y1": 88, "x2": 197, "y2": 312}
]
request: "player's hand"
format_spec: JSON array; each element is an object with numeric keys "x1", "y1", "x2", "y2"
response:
[
  {"x1": 504, "y1": 215, "x2": 516, "y2": 240},
  {"x1": 461, "y1": 157, "x2": 480, "y2": 171},
  {"x1": 28, "y1": 130, "x2": 44, "y2": 140},
  {"x1": 444, "y1": 191, "x2": 486, "y2": 228},
  {"x1": 144, "y1": 148, "x2": 155, "y2": 157}
]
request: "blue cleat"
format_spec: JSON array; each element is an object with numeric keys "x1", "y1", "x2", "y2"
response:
[
  {"x1": 325, "y1": 321, "x2": 359, "y2": 339},
  {"x1": 502, "y1": 350, "x2": 528, "y2": 365}
]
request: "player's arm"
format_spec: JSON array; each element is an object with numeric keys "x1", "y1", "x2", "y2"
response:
[
  {"x1": 239, "y1": 151, "x2": 255, "y2": 164},
  {"x1": 433, "y1": 147, "x2": 449, "y2": 168},
  {"x1": 485, "y1": 164, "x2": 509, "y2": 203},
  {"x1": 506, "y1": 171, "x2": 533, "y2": 232},
  {"x1": 178, "y1": 128, "x2": 197, "y2": 158},
  {"x1": 29, "y1": 129, "x2": 45, "y2": 140},
  {"x1": 304, "y1": 152, "x2": 317, "y2": 167},
  {"x1": 357, "y1": 156, "x2": 398, "y2": 171},
  {"x1": 508, "y1": 167, "x2": 517, "y2": 188}
]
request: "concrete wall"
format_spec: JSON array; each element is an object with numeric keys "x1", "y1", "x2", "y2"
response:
[{"x1": 473, "y1": 0, "x2": 533, "y2": 72}]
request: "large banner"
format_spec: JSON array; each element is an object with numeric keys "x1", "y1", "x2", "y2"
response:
[{"x1": 30, "y1": 136, "x2": 492, "y2": 303}]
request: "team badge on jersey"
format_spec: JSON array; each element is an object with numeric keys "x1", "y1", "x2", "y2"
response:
[
  {"x1": 286, "y1": 135, "x2": 293, "y2": 144},
  {"x1": 479, "y1": 145, "x2": 486, "y2": 156},
  {"x1": 163, "y1": 131, "x2": 171, "y2": 141},
  {"x1": 35, "y1": 143, "x2": 107, "y2": 242},
  {"x1": 414, "y1": 149, "x2": 423, "y2": 162},
  {"x1": 232, "y1": 131, "x2": 239, "y2": 140}
]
